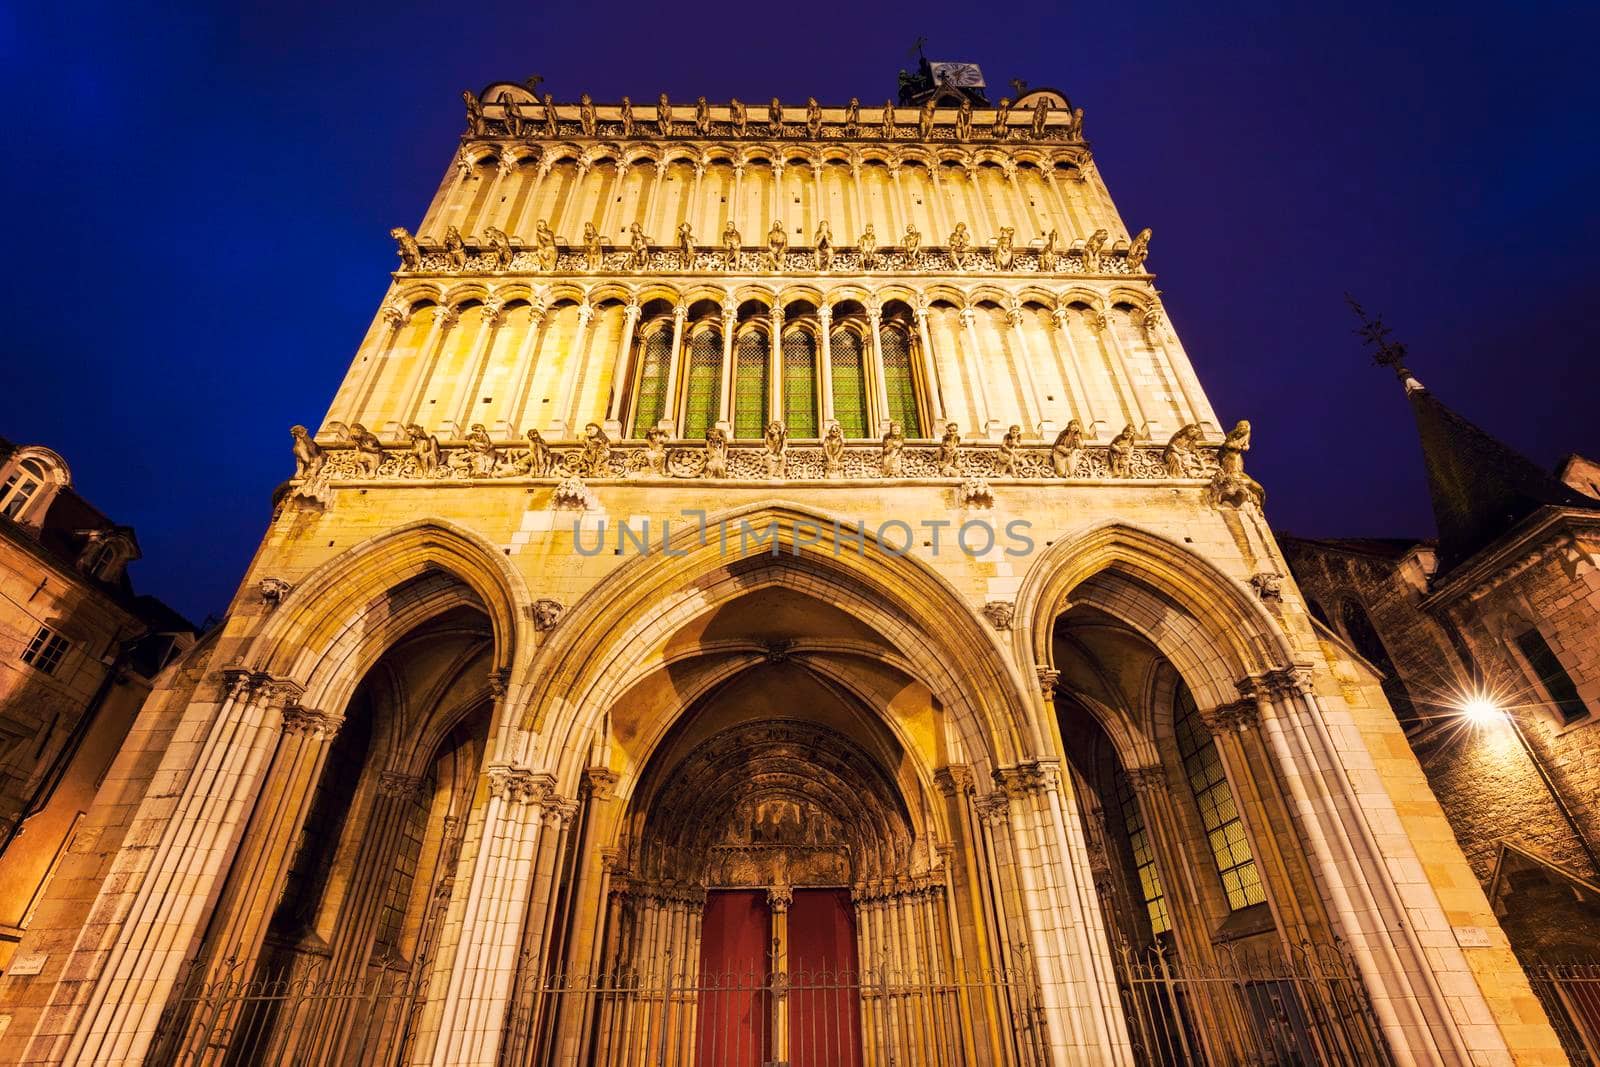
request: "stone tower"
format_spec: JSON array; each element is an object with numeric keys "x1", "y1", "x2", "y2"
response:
[{"x1": 0, "y1": 77, "x2": 1569, "y2": 1066}]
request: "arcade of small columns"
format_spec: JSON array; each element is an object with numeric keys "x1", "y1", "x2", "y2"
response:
[
  {"x1": 422, "y1": 142, "x2": 1119, "y2": 265},
  {"x1": 328, "y1": 280, "x2": 1216, "y2": 446}
]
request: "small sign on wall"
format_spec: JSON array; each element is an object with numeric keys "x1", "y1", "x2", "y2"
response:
[
  {"x1": 1453, "y1": 926, "x2": 1493, "y2": 948},
  {"x1": 7, "y1": 952, "x2": 47, "y2": 976}
]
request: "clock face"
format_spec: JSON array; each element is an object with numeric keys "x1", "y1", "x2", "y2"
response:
[{"x1": 930, "y1": 61, "x2": 985, "y2": 88}]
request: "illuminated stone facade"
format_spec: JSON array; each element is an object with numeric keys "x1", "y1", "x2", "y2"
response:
[{"x1": 0, "y1": 80, "x2": 1571, "y2": 1066}]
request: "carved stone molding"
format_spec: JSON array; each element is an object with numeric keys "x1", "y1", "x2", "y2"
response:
[
  {"x1": 552, "y1": 476, "x2": 598, "y2": 510},
  {"x1": 981, "y1": 601, "x2": 1015, "y2": 630}
]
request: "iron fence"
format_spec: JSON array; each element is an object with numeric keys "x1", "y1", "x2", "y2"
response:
[
  {"x1": 503, "y1": 961, "x2": 1048, "y2": 1067},
  {"x1": 1115, "y1": 940, "x2": 1396, "y2": 1067},
  {"x1": 147, "y1": 954, "x2": 428, "y2": 1067},
  {"x1": 1525, "y1": 961, "x2": 1600, "y2": 1066}
]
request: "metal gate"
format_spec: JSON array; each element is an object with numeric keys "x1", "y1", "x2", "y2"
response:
[
  {"x1": 502, "y1": 962, "x2": 1048, "y2": 1067},
  {"x1": 147, "y1": 955, "x2": 429, "y2": 1067},
  {"x1": 1526, "y1": 961, "x2": 1600, "y2": 1065},
  {"x1": 1116, "y1": 941, "x2": 1396, "y2": 1066}
]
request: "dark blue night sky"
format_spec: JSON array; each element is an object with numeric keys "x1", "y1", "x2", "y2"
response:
[{"x1": 4, "y1": 2, "x2": 1598, "y2": 622}]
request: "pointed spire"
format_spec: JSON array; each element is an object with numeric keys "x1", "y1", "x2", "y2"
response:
[{"x1": 1348, "y1": 297, "x2": 1599, "y2": 571}]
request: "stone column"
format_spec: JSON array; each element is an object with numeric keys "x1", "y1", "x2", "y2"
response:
[
  {"x1": 556, "y1": 160, "x2": 591, "y2": 239},
  {"x1": 866, "y1": 300, "x2": 893, "y2": 435},
  {"x1": 688, "y1": 161, "x2": 706, "y2": 245},
  {"x1": 768, "y1": 305, "x2": 784, "y2": 424},
  {"x1": 771, "y1": 163, "x2": 785, "y2": 233},
  {"x1": 57, "y1": 670, "x2": 301, "y2": 1067},
  {"x1": 1005, "y1": 300, "x2": 1051, "y2": 438},
  {"x1": 477, "y1": 154, "x2": 514, "y2": 233},
  {"x1": 888, "y1": 165, "x2": 910, "y2": 239},
  {"x1": 817, "y1": 304, "x2": 836, "y2": 427},
  {"x1": 182, "y1": 700, "x2": 347, "y2": 1062},
  {"x1": 848, "y1": 161, "x2": 866, "y2": 237},
  {"x1": 1085, "y1": 310, "x2": 1148, "y2": 438},
  {"x1": 500, "y1": 300, "x2": 546, "y2": 435},
  {"x1": 512, "y1": 158, "x2": 552, "y2": 239},
  {"x1": 1141, "y1": 307, "x2": 1218, "y2": 434},
  {"x1": 453, "y1": 298, "x2": 504, "y2": 430},
  {"x1": 344, "y1": 301, "x2": 408, "y2": 427},
  {"x1": 399, "y1": 305, "x2": 458, "y2": 431},
  {"x1": 998, "y1": 761, "x2": 1134, "y2": 1067},
  {"x1": 934, "y1": 767, "x2": 1000, "y2": 1066},
  {"x1": 730, "y1": 164, "x2": 745, "y2": 238},
  {"x1": 657, "y1": 305, "x2": 688, "y2": 435},
  {"x1": 1044, "y1": 169, "x2": 1087, "y2": 240},
  {"x1": 718, "y1": 295, "x2": 737, "y2": 427},
  {"x1": 1244, "y1": 668, "x2": 1485, "y2": 1064},
  {"x1": 1048, "y1": 305, "x2": 1097, "y2": 437},
  {"x1": 646, "y1": 160, "x2": 669, "y2": 238},
  {"x1": 914, "y1": 299, "x2": 947, "y2": 427},
  {"x1": 547, "y1": 302, "x2": 594, "y2": 436},
  {"x1": 603, "y1": 299, "x2": 642, "y2": 436},
  {"x1": 427, "y1": 765, "x2": 555, "y2": 1067},
  {"x1": 599, "y1": 162, "x2": 628, "y2": 238},
  {"x1": 768, "y1": 884, "x2": 792, "y2": 1062},
  {"x1": 958, "y1": 307, "x2": 995, "y2": 437}
]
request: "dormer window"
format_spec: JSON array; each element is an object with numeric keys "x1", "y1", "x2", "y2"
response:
[
  {"x1": 0, "y1": 447, "x2": 71, "y2": 527},
  {"x1": 1, "y1": 459, "x2": 46, "y2": 519}
]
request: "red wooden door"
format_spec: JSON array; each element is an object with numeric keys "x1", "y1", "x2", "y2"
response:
[
  {"x1": 788, "y1": 889, "x2": 863, "y2": 1067},
  {"x1": 696, "y1": 890, "x2": 771, "y2": 1067}
]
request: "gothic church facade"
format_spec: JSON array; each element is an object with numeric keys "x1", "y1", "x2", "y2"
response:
[{"x1": 0, "y1": 74, "x2": 1571, "y2": 1066}]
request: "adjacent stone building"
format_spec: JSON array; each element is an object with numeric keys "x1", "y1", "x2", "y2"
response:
[
  {"x1": 1282, "y1": 360, "x2": 1600, "y2": 1000},
  {"x1": 0, "y1": 66, "x2": 1575, "y2": 1065},
  {"x1": 0, "y1": 439, "x2": 194, "y2": 975}
]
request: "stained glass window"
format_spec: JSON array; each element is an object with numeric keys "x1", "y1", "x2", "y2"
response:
[
  {"x1": 734, "y1": 328, "x2": 769, "y2": 439},
  {"x1": 880, "y1": 326, "x2": 922, "y2": 437},
  {"x1": 1174, "y1": 684, "x2": 1266, "y2": 911},
  {"x1": 1115, "y1": 768, "x2": 1171, "y2": 936},
  {"x1": 682, "y1": 327, "x2": 722, "y2": 439},
  {"x1": 782, "y1": 329, "x2": 818, "y2": 438},
  {"x1": 830, "y1": 328, "x2": 869, "y2": 439},
  {"x1": 629, "y1": 324, "x2": 672, "y2": 438}
]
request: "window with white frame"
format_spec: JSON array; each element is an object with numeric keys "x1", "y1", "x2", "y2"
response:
[
  {"x1": 1, "y1": 459, "x2": 48, "y2": 521},
  {"x1": 21, "y1": 626, "x2": 71, "y2": 676}
]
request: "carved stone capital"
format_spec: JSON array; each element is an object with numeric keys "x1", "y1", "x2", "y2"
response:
[
  {"x1": 934, "y1": 764, "x2": 976, "y2": 798},
  {"x1": 1254, "y1": 666, "x2": 1315, "y2": 701},
  {"x1": 487, "y1": 765, "x2": 554, "y2": 805},
  {"x1": 1123, "y1": 765, "x2": 1167, "y2": 795},
  {"x1": 281, "y1": 704, "x2": 343, "y2": 739},
  {"x1": 1198, "y1": 698, "x2": 1260, "y2": 734},
  {"x1": 1035, "y1": 666, "x2": 1061, "y2": 697},
  {"x1": 381, "y1": 302, "x2": 408, "y2": 328},
  {"x1": 583, "y1": 766, "x2": 620, "y2": 799},
  {"x1": 378, "y1": 771, "x2": 423, "y2": 798},
  {"x1": 767, "y1": 884, "x2": 793, "y2": 910},
  {"x1": 972, "y1": 791, "x2": 1011, "y2": 825},
  {"x1": 487, "y1": 668, "x2": 511, "y2": 700}
]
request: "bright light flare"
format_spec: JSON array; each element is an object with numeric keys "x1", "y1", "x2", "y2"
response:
[{"x1": 1459, "y1": 695, "x2": 1504, "y2": 725}]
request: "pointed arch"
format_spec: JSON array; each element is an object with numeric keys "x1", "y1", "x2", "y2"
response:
[
  {"x1": 517, "y1": 501, "x2": 1040, "y2": 793},
  {"x1": 1013, "y1": 520, "x2": 1295, "y2": 712},
  {"x1": 242, "y1": 519, "x2": 533, "y2": 713}
]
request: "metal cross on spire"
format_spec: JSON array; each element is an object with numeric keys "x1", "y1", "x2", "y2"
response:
[{"x1": 1346, "y1": 293, "x2": 1418, "y2": 389}]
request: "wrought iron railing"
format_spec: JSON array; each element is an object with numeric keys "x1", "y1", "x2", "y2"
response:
[
  {"x1": 1115, "y1": 940, "x2": 1396, "y2": 1067},
  {"x1": 503, "y1": 961, "x2": 1047, "y2": 1067},
  {"x1": 1525, "y1": 961, "x2": 1600, "y2": 1065}
]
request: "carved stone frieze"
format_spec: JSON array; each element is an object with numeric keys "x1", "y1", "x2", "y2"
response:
[
  {"x1": 399, "y1": 241, "x2": 1145, "y2": 278},
  {"x1": 295, "y1": 432, "x2": 1221, "y2": 488}
]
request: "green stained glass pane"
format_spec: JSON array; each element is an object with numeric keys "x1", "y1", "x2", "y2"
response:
[
  {"x1": 783, "y1": 330, "x2": 818, "y2": 438},
  {"x1": 734, "y1": 329, "x2": 769, "y2": 439},
  {"x1": 830, "y1": 329, "x2": 869, "y2": 439},
  {"x1": 880, "y1": 326, "x2": 922, "y2": 437},
  {"x1": 630, "y1": 326, "x2": 672, "y2": 438},
  {"x1": 682, "y1": 328, "x2": 722, "y2": 439}
]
